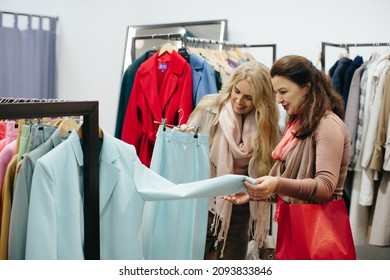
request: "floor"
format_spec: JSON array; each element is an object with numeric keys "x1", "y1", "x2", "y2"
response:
[{"x1": 355, "y1": 244, "x2": 390, "y2": 260}]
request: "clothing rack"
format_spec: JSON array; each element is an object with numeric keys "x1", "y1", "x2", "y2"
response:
[
  {"x1": 0, "y1": 99, "x2": 100, "y2": 260},
  {"x1": 131, "y1": 32, "x2": 277, "y2": 63},
  {"x1": 321, "y1": 41, "x2": 390, "y2": 71},
  {"x1": 185, "y1": 36, "x2": 277, "y2": 63}
]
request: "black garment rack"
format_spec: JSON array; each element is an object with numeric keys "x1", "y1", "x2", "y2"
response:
[
  {"x1": 321, "y1": 41, "x2": 390, "y2": 71},
  {"x1": 131, "y1": 32, "x2": 277, "y2": 63},
  {"x1": 0, "y1": 98, "x2": 100, "y2": 260}
]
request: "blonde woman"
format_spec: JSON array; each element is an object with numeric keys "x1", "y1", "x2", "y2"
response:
[{"x1": 183, "y1": 61, "x2": 280, "y2": 259}]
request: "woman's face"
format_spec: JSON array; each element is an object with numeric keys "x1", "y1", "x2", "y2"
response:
[
  {"x1": 230, "y1": 79, "x2": 254, "y2": 116},
  {"x1": 272, "y1": 75, "x2": 307, "y2": 116}
]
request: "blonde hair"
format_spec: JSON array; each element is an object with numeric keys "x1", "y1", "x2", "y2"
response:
[{"x1": 193, "y1": 61, "x2": 281, "y2": 177}]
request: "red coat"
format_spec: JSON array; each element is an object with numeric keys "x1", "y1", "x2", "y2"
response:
[{"x1": 121, "y1": 50, "x2": 193, "y2": 167}]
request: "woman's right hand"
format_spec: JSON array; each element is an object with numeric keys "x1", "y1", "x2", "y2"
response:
[
  {"x1": 244, "y1": 176, "x2": 278, "y2": 200},
  {"x1": 221, "y1": 192, "x2": 251, "y2": 205}
]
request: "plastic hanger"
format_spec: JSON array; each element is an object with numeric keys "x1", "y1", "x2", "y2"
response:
[{"x1": 178, "y1": 47, "x2": 190, "y2": 62}]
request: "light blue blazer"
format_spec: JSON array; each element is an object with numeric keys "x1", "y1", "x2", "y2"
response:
[{"x1": 25, "y1": 129, "x2": 252, "y2": 259}]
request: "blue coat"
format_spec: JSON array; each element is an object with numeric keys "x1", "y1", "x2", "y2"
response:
[
  {"x1": 189, "y1": 53, "x2": 218, "y2": 108},
  {"x1": 25, "y1": 129, "x2": 251, "y2": 259}
]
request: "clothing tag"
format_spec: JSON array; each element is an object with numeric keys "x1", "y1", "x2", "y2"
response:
[{"x1": 159, "y1": 63, "x2": 168, "y2": 72}]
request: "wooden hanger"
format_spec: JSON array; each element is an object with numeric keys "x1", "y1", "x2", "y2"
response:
[
  {"x1": 315, "y1": 52, "x2": 322, "y2": 69},
  {"x1": 233, "y1": 47, "x2": 255, "y2": 62},
  {"x1": 338, "y1": 48, "x2": 350, "y2": 59},
  {"x1": 158, "y1": 42, "x2": 177, "y2": 56},
  {"x1": 233, "y1": 47, "x2": 245, "y2": 61},
  {"x1": 243, "y1": 52, "x2": 256, "y2": 61},
  {"x1": 58, "y1": 118, "x2": 80, "y2": 137},
  {"x1": 77, "y1": 124, "x2": 103, "y2": 139}
]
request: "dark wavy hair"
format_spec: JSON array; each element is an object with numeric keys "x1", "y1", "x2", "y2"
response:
[{"x1": 270, "y1": 55, "x2": 344, "y2": 139}]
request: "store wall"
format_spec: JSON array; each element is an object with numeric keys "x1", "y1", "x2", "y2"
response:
[{"x1": 1, "y1": 0, "x2": 389, "y2": 135}]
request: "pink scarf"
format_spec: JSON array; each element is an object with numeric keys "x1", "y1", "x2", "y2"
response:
[{"x1": 272, "y1": 120, "x2": 300, "y2": 161}]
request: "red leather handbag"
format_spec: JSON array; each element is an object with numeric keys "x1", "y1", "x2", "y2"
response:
[{"x1": 275, "y1": 197, "x2": 356, "y2": 260}]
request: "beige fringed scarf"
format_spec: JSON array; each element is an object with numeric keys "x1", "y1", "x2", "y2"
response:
[
  {"x1": 270, "y1": 134, "x2": 316, "y2": 207},
  {"x1": 209, "y1": 101, "x2": 270, "y2": 258}
]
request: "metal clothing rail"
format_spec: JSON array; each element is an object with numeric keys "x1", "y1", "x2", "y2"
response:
[
  {"x1": 131, "y1": 33, "x2": 277, "y2": 62},
  {"x1": 185, "y1": 36, "x2": 277, "y2": 63},
  {"x1": 321, "y1": 41, "x2": 390, "y2": 71},
  {"x1": 0, "y1": 99, "x2": 100, "y2": 260},
  {"x1": 131, "y1": 33, "x2": 184, "y2": 61}
]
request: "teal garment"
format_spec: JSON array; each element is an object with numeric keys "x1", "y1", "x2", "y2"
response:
[
  {"x1": 9, "y1": 129, "x2": 68, "y2": 260},
  {"x1": 25, "y1": 129, "x2": 253, "y2": 259},
  {"x1": 142, "y1": 125, "x2": 210, "y2": 260},
  {"x1": 26, "y1": 124, "x2": 57, "y2": 153},
  {"x1": 13, "y1": 124, "x2": 58, "y2": 200}
]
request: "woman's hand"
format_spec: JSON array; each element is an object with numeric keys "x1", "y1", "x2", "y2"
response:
[
  {"x1": 221, "y1": 192, "x2": 251, "y2": 205},
  {"x1": 244, "y1": 176, "x2": 278, "y2": 200},
  {"x1": 173, "y1": 124, "x2": 195, "y2": 132}
]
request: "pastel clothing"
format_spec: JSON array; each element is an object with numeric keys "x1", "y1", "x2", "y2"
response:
[
  {"x1": 142, "y1": 125, "x2": 210, "y2": 260},
  {"x1": 25, "y1": 129, "x2": 252, "y2": 259},
  {"x1": 9, "y1": 129, "x2": 68, "y2": 259},
  {"x1": 189, "y1": 53, "x2": 218, "y2": 107}
]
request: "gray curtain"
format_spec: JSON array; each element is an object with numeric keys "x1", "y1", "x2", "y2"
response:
[{"x1": 0, "y1": 12, "x2": 57, "y2": 98}]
